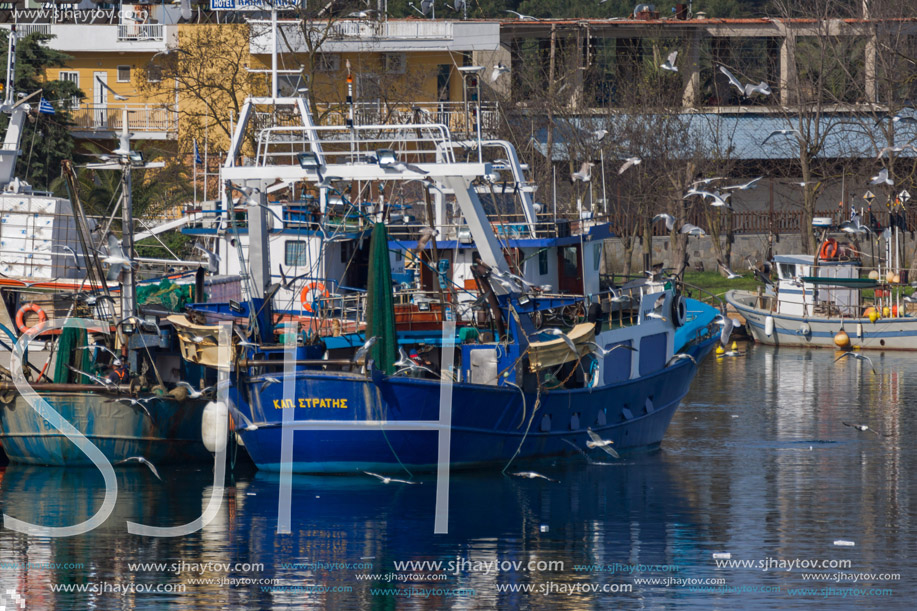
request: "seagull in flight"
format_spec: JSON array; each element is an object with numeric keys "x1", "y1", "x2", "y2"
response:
[
  {"x1": 509, "y1": 471, "x2": 558, "y2": 482},
  {"x1": 416, "y1": 226, "x2": 439, "y2": 249},
  {"x1": 762, "y1": 129, "x2": 801, "y2": 145},
  {"x1": 586, "y1": 428, "x2": 620, "y2": 458},
  {"x1": 870, "y1": 168, "x2": 894, "y2": 186},
  {"x1": 593, "y1": 129, "x2": 608, "y2": 141},
  {"x1": 116, "y1": 456, "x2": 161, "y2": 480},
  {"x1": 353, "y1": 336, "x2": 378, "y2": 364},
  {"x1": 362, "y1": 471, "x2": 420, "y2": 484},
  {"x1": 108, "y1": 396, "x2": 155, "y2": 423},
  {"x1": 717, "y1": 260, "x2": 742, "y2": 279},
  {"x1": 537, "y1": 328, "x2": 578, "y2": 355},
  {"x1": 874, "y1": 113, "x2": 917, "y2": 127},
  {"x1": 585, "y1": 342, "x2": 636, "y2": 358},
  {"x1": 652, "y1": 213, "x2": 676, "y2": 231},
  {"x1": 175, "y1": 381, "x2": 214, "y2": 399},
  {"x1": 834, "y1": 351, "x2": 877, "y2": 374},
  {"x1": 66, "y1": 364, "x2": 115, "y2": 387},
  {"x1": 665, "y1": 353, "x2": 697, "y2": 367},
  {"x1": 504, "y1": 9, "x2": 539, "y2": 20},
  {"x1": 839, "y1": 219, "x2": 870, "y2": 235},
  {"x1": 684, "y1": 188, "x2": 732, "y2": 209},
  {"x1": 680, "y1": 223, "x2": 706, "y2": 236},
  {"x1": 660, "y1": 50, "x2": 679, "y2": 72},
  {"x1": 876, "y1": 145, "x2": 916, "y2": 160},
  {"x1": 714, "y1": 315, "x2": 739, "y2": 346},
  {"x1": 572, "y1": 162, "x2": 594, "y2": 182},
  {"x1": 691, "y1": 177, "x2": 725, "y2": 188},
  {"x1": 718, "y1": 66, "x2": 771, "y2": 97},
  {"x1": 618, "y1": 157, "x2": 642, "y2": 175},
  {"x1": 842, "y1": 422, "x2": 892, "y2": 437},
  {"x1": 722, "y1": 176, "x2": 763, "y2": 191},
  {"x1": 260, "y1": 376, "x2": 282, "y2": 392},
  {"x1": 491, "y1": 63, "x2": 510, "y2": 82},
  {"x1": 194, "y1": 242, "x2": 221, "y2": 273}
]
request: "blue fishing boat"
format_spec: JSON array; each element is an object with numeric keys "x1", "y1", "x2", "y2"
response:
[{"x1": 166, "y1": 14, "x2": 721, "y2": 474}]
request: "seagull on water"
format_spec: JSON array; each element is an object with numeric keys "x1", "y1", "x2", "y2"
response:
[
  {"x1": 509, "y1": 471, "x2": 558, "y2": 482},
  {"x1": 618, "y1": 157, "x2": 642, "y2": 175},
  {"x1": 842, "y1": 422, "x2": 892, "y2": 437},
  {"x1": 362, "y1": 471, "x2": 420, "y2": 485},
  {"x1": 660, "y1": 50, "x2": 678, "y2": 72},
  {"x1": 116, "y1": 456, "x2": 161, "y2": 480},
  {"x1": 586, "y1": 428, "x2": 620, "y2": 458},
  {"x1": 834, "y1": 351, "x2": 877, "y2": 374}
]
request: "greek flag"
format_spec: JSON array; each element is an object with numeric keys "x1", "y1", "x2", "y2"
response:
[
  {"x1": 38, "y1": 97, "x2": 55, "y2": 115},
  {"x1": 193, "y1": 139, "x2": 202, "y2": 165}
]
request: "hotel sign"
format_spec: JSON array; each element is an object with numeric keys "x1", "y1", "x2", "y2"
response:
[{"x1": 209, "y1": 0, "x2": 300, "y2": 10}]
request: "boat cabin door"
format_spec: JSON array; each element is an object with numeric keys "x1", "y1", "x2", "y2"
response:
[{"x1": 557, "y1": 245, "x2": 583, "y2": 294}]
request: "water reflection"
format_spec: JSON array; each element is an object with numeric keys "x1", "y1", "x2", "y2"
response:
[{"x1": 0, "y1": 345, "x2": 915, "y2": 609}]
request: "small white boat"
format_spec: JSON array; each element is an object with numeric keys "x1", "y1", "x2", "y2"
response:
[{"x1": 726, "y1": 254, "x2": 917, "y2": 350}]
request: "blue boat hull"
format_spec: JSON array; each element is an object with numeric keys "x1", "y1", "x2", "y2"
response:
[
  {"x1": 235, "y1": 336, "x2": 717, "y2": 473},
  {"x1": 0, "y1": 393, "x2": 212, "y2": 466}
]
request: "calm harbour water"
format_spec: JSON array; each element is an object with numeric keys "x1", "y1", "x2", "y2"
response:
[{"x1": 0, "y1": 344, "x2": 915, "y2": 609}]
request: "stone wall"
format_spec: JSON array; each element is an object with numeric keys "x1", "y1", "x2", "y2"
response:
[{"x1": 602, "y1": 232, "x2": 917, "y2": 274}]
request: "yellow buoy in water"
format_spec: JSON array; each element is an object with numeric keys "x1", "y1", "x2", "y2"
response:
[
  {"x1": 716, "y1": 345, "x2": 725, "y2": 356},
  {"x1": 834, "y1": 329, "x2": 851, "y2": 348}
]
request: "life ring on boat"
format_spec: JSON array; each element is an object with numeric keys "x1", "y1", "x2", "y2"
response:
[
  {"x1": 819, "y1": 238, "x2": 838, "y2": 261},
  {"x1": 15, "y1": 303, "x2": 48, "y2": 333},
  {"x1": 671, "y1": 294, "x2": 687, "y2": 327},
  {"x1": 300, "y1": 282, "x2": 329, "y2": 314}
]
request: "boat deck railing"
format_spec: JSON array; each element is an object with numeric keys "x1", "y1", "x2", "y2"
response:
[{"x1": 253, "y1": 122, "x2": 456, "y2": 169}]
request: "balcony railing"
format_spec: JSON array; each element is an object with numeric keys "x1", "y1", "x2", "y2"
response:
[
  {"x1": 314, "y1": 101, "x2": 501, "y2": 138},
  {"x1": 13, "y1": 24, "x2": 52, "y2": 38},
  {"x1": 326, "y1": 20, "x2": 454, "y2": 40},
  {"x1": 117, "y1": 24, "x2": 164, "y2": 42},
  {"x1": 69, "y1": 104, "x2": 177, "y2": 134}
]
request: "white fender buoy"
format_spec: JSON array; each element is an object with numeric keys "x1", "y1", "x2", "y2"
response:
[
  {"x1": 799, "y1": 322, "x2": 811, "y2": 337},
  {"x1": 856, "y1": 323, "x2": 863, "y2": 339},
  {"x1": 202, "y1": 401, "x2": 229, "y2": 453},
  {"x1": 764, "y1": 315, "x2": 774, "y2": 337}
]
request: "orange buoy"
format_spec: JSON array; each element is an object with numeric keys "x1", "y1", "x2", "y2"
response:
[{"x1": 834, "y1": 330, "x2": 851, "y2": 348}]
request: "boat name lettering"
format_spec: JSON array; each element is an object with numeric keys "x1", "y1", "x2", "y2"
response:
[{"x1": 273, "y1": 398, "x2": 348, "y2": 409}]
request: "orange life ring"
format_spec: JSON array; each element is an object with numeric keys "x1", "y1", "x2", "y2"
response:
[
  {"x1": 300, "y1": 282, "x2": 329, "y2": 313},
  {"x1": 819, "y1": 238, "x2": 838, "y2": 261},
  {"x1": 15, "y1": 303, "x2": 48, "y2": 333}
]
